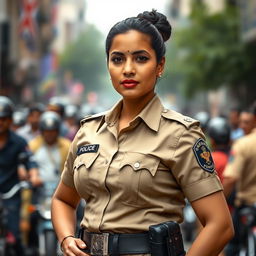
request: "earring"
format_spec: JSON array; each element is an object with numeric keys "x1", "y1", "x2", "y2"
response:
[{"x1": 158, "y1": 73, "x2": 162, "y2": 78}]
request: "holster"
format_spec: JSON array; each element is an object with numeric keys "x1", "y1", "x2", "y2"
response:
[{"x1": 149, "y1": 221, "x2": 186, "y2": 256}]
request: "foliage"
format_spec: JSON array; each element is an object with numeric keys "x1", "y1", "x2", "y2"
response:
[
  {"x1": 59, "y1": 24, "x2": 107, "y2": 94},
  {"x1": 173, "y1": 1, "x2": 256, "y2": 104}
]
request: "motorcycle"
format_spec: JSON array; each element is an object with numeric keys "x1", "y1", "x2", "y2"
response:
[
  {"x1": 34, "y1": 180, "x2": 61, "y2": 256},
  {"x1": 238, "y1": 204, "x2": 256, "y2": 256},
  {"x1": 0, "y1": 181, "x2": 29, "y2": 256}
]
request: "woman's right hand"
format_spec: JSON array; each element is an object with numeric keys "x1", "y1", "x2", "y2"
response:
[{"x1": 61, "y1": 236, "x2": 89, "y2": 256}]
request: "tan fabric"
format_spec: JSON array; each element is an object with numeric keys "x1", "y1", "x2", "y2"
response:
[
  {"x1": 61, "y1": 95, "x2": 222, "y2": 233},
  {"x1": 223, "y1": 133, "x2": 256, "y2": 206}
]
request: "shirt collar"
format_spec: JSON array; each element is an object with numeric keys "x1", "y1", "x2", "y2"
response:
[
  {"x1": 99, "y1": 95, "x2": 164, "y2": 133},
  {"x1": 137, "y1": 95, "x2": 164, "y2": 132}
]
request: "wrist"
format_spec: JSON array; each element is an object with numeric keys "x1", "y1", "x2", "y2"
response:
[{"x1": 60, "y1": 235, "x2": 74, "y2": 251}]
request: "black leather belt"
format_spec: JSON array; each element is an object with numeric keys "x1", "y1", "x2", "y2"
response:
[{"x1": 80, "y1": 229, "x2": 150, "y2": 255}]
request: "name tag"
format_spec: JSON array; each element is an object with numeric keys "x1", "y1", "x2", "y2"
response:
[{"x1": 77, "y1": 144, "x2": 99, "y2": 155}]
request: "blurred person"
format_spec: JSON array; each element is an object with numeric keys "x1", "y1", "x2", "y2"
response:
[
  {"x1": 193, "y1": 111, "x2": 210, "y2": 133},
  {"x1": 17, "y1": 103, "x2": 45, "y2": 142},
  {"x1": 27, "y1": 111, "x2": 71, "y2": 254},
  {"x1": 194, "y1": 111, "x2": 211, "y2": 148},
  {"x1": 239, "y1": 108, "x2": 255, "y2": 135},
  {"x1": 228, "y1": 107, "x2": 244, "y2": 142},
  {"x1": 207, "y1": 117, "x2": 231, "y2": 182},
  {"x1": 0, "y1": 96, "x2": 40, "y2": 255},
  {"x1": 12, "y1": 110, "x2": 27, "y2": 131},
  {"x1": 51, "y1": 10, "x2": 233, "y2": 256},
  {"x1": 46, "y1": 97, "x2": 69, "y2": 138},
  {"x1": 222, "y1": 129, "x2": 256, "y2": 255},
  {"x1": 249, "y1": 100, "x2": 256, "y2": 133},
  {"x1": 64, "y1": 104, "x2": 80, "y2": 141}
]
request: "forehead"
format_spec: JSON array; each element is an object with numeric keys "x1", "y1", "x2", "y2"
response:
[
  {"x1": 109, "y1": 30, "x2": 153, "y2": 53},
  {"x1": 240, "y1": 112, "x2": 254, "y2": 120}
]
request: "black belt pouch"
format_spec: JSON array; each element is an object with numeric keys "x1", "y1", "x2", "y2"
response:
[{"x1": 149, "y1": 221, "x2": 186, "y2": 256}]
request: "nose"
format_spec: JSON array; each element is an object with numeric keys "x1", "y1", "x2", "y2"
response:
[{"x1": 123, "y1": 59, "x2": 135, "y2": 77}]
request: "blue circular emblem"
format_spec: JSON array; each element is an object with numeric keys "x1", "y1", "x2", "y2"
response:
[{"x1": 192, "y1": 138, "x2": 215, "y2": 173}]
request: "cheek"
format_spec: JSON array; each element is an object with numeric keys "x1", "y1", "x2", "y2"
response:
[
  {"x1": 109, "y1": 67, "x2": 120, "y2": 83},
  {"x1": 143, "y1": 67, "x2": 158, "y2": 82}
]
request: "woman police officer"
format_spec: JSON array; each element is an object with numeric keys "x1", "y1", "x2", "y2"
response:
[{"x1": 51, "y1": 10, "x2": 234, "y2": 256}]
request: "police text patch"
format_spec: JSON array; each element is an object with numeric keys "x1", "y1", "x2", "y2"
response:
[
  {"x1": 193, "y1": 138, "x2": 215, "y2": 173},
  {"x1": 77, "y1": 144, "x2": 99, "y2": 155}
]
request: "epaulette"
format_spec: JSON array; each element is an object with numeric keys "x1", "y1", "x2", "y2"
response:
[
  {"x1": 80, "y1": 111, "x2": 108, "y2": 126},
  {"x1": 161, "y1": 109, "x2": 199, "y2": 129}
]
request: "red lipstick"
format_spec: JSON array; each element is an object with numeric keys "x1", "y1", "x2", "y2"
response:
[{"x1": 121, "y1": 79, "x2": 139, "y2": 89}]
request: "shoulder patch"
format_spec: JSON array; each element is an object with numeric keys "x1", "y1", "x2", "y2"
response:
[
  {"x1": 162, "y1": 109, "x2": 199, "y2": 129},
  {"x1": 80, "y1": 111, "x2": 108, "y2": 126},
  {"x1": 193, "y1": 138, "x2": 215, "y2": 173}
]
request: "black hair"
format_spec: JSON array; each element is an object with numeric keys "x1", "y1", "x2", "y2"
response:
[
  {"x1": 105, "y1": 9, "x2": 172, "y2": 63},
  {"x1": 28, "y1": 103, "x2": 45, "y2": 114},
  {"x1": 250, "y1": 101, "x2": 256, "y2": 116},
  {"x1": 229, "y1": 107, "x2": 241, "y2": 114}
]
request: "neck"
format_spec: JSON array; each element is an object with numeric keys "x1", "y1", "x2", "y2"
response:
[{"x1": 121, "y1": 94, "x2": 155, "y2": 121}]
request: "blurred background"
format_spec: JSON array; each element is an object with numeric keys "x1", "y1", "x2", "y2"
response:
[{"x1": 0, "y1": 0, "x2": 255, "y2": 117}]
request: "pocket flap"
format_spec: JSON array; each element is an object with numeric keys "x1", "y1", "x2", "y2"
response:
[
  {"x1": 74, "y1": 152, "x2": 100, "y2": 170},
  {"x1": 121, "y1": 152, "x2": 159, "y2": 176}
]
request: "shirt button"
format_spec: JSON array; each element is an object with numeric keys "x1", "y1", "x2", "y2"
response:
[
  {"x1": 162, "y1": 109, "x2": 168, "y2": 113},
  {"x1": 134, "y1": 162, "x2": 140, "y2": 169}
]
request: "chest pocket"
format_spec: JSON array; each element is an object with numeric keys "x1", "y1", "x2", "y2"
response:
[
  {"x1": 73, "y1": 152, "x2": 100, "y2": 198},
  {"x1": 118, "y1": 152, "x2": 160, "y2": 206}
]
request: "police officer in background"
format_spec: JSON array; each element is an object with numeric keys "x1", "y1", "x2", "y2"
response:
[
  {"x1": 51, "y1": 10, "x2": 233, "y2": 256},
  {"x1": 222, "y1": 117, "x2": 256, "y2": 255},
  {"x1": 0, "y1": 96, "x2": 40, "y2": 255}
]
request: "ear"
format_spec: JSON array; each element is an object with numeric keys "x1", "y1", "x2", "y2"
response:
[{"x1": 157, "y1": 57, "x2": 165, "y2": 76}]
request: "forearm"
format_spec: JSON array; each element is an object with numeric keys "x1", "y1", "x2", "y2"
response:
[
  {"x1": 51, "y1": 196, "x2": 77, "y2": 243},
  {"x1": 186, "y1": 222, "x2": 233, "y2": 256},
  {"x1": 222, "y1": 177, "x2": 236, "y2": 198}
]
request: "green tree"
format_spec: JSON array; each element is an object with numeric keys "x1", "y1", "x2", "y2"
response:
[
  {"x1": 60, "y1": 24, "x2": 107, "y2": 94},
  {"x1": 173, "y1": 1, "x2": 256, "y2": 106}
]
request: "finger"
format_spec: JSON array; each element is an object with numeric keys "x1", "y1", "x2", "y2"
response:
[
  {"x1": 75, "y1": 238, "x2": 87, "y2": 250},
  {"x1": 74, "y1": 239, "x2": 89, "y2": 256},
  {"x1": 64, "y1": 239, "x2": 88, "y2": 256}
]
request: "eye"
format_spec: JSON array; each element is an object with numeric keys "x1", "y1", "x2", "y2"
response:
[
  {"x1": 110, "y1": 56, "x2": 123, "y2": 64},
  {"x1": 136, "y1": 55, "x2": 149, "y2": 63}
]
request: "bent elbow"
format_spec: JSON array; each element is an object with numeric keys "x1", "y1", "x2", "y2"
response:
[{"x1": 224, "y1": 222, "x2": 235, "y2": 243}]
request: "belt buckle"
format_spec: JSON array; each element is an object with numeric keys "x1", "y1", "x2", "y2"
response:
[{"x1": 91, "y1": 233, "x2": 109, "y2": 256}]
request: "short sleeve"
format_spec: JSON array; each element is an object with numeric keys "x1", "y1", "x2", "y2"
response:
[
  {"x1": 61, "y1": 130, "x2": 80, "y2": 188},
  {"x1": 171, "y1": 125, "x2": 223, "y2": 202}
]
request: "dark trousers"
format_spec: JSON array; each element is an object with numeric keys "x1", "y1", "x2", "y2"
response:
[
  {"x1": 225, "y1": 206, "x2": 245, "y2": 256},
  {"x1": 3, "y1": 192, "x2": 24, "y2": 256}
]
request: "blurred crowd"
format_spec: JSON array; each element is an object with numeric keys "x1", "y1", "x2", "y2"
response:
[
  {"x1": 1, "y1": 94, "x2": 256, "y2": 255},
  {"x1": 0, "y1": 95, "x2": 105, "y2": 255},
  {"x1": 193, "y1": 100, "x2": 256, "y2": 256}
]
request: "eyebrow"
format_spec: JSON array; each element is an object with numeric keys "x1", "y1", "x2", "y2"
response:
[{"x1": 110, "y1": 50, "x2": 149, "y2": 56}]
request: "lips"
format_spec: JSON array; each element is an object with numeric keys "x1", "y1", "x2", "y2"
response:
[{"x1": 121, "y1": 80, "x2": 139, "y2": 89}]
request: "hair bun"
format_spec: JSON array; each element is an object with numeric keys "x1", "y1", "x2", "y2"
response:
[{"x1": 137, "y1": 9, "x2": 172, "y2": 42}]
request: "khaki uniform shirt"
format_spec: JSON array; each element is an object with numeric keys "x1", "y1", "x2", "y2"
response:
[
  {"x1": 61, "y1": 95, "x2": 222, "y2": 233},
  {"x1": 223, "y1": 133, "x2": 256, "y2": 206}
]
